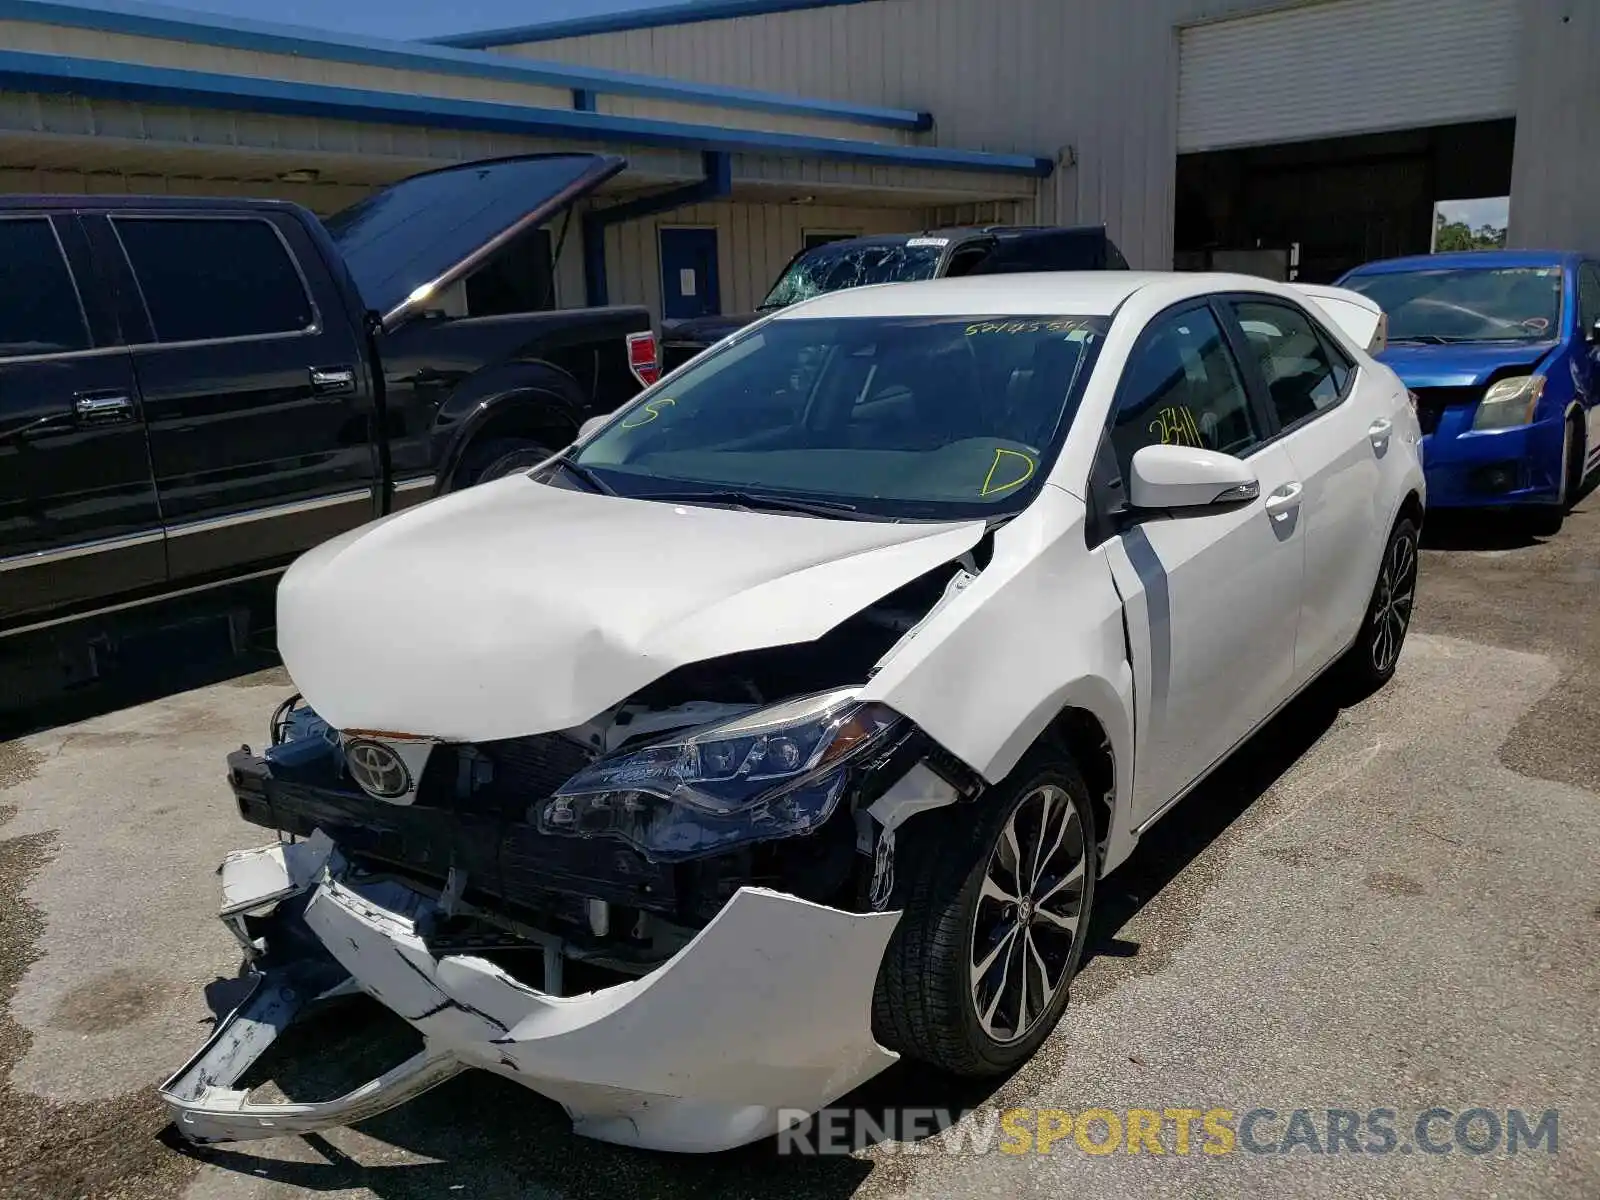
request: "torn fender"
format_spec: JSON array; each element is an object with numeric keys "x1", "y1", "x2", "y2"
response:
[{"x1": 860, "y1": 486, "x2": 1136, "y2": 864}]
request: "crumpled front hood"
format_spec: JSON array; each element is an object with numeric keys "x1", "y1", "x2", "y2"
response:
[
  {"x1": 1378, "y1": 340, "x2": 1556, "y2": 388},
  {"x1": 276, "y1": 477, "x2": 985, "y2": 741}
]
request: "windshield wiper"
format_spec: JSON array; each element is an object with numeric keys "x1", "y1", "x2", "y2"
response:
[
  {"x1": 1387, "y1": 334, "x2": 1457, "y2": 345},
  {"x1": 549, "y1": 455, "x2": 616, "y2": 495},
  {"x1": 642, "y1": 489, "x2": 864, "y2": 518}
]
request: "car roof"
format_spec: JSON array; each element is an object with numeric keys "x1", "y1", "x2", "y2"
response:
[
  {"x1": 0, "y1": 194, "x2": 306, "y2": 215},
  {"x1": 1346, "y1": 249, "x2": 1580, "y2": 274},
  {"x1": 770, "y1": 271, "x2": 1281, "y2": 319},
  {"x1": 801, "y1": 225, "x2": 1108, "y2": 249}
]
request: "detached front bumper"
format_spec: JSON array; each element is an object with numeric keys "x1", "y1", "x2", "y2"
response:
[{"x1": 163, "y1": 841, "x2": 902, "y2": 1152}]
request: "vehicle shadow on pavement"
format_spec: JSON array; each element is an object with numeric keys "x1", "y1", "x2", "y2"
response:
[
  {"x1": 1420, "y1": 482, "x2": 1595, "y2": 552},
  {"x1": 0, "y1": 581, "x2": 280, "y2": 742},
  {"x1": 1081, "y1": 674, "x2": 1346, "y2": 979}
]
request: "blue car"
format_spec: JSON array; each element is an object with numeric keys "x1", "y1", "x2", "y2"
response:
[{"x1": 1337, "y1": 250, "x2": 1600, "y2": 535}]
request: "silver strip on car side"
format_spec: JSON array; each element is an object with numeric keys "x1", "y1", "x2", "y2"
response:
[
  {"x1": 0, "y1": 529, "x2": 164, "y2": 573},
  {"x1": 164, "y1": 489, "x2": 373, "y2": 539},
  {"x1": 0, "y1": 566, "x2": 286, "y2": 640}
]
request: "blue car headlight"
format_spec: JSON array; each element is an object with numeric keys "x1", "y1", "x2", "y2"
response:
[{"x1": 536, "y1": 689, "x2": 901, "y2": 861}]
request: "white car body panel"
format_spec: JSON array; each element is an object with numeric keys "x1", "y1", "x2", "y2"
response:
[
  {"x1": 1104, "y1": 438, "x2": 1304, "y2": 821},
  {"x1": 276, "y1": 476, "x2": 983, "y2": 740},
  {"x1": 858, "y1": 485, "x2": 1136, "y2": 840},
  {"x1": 1291, "y1": 283, "x2": 1386, "y2": 352},
  {"x1": 174, "y1": 271, "x2": 1425, "y2": 1155}
]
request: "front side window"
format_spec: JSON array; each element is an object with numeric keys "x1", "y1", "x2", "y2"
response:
[
  {"x1": 115, "y1": 217, "x2": 313, "y2": 343},
  {"x1": 0, "y1": 218, "x2": 89, "y2": 358},
  {"x1": 760, "y1": 242, "x2": 945, "y2": 310},
  {"x1": 1232, "y1": 299, "x2": 1349, "y2": 428},
  {"x1": 574, "y1": 315, "x2": 1108, "y2": 520},
  {"x1": 1108, "y1": 305, "x2": 1261, "y2": 480},
  {"x1": 1343, "y1": 266, "x2": 1562, "y2": 344}
]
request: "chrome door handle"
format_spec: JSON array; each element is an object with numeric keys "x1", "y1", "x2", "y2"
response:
[
  {"x1": 1264, "y1": 481, "x2": 1304, "y2": 519},
  {"x1": 73, "y1": 392, "x2": 134, "y2": 424},
  {"x1": 1368, "y1": 417, "x2": 1393, "y2": 446},
  {"x1": 310, "y1": 366, "x2": 357, "y2": 396}
]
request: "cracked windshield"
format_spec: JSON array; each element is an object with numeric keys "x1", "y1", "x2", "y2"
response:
[{"x1": 760, "y1": 240, "x2": 946, "y2": 309}]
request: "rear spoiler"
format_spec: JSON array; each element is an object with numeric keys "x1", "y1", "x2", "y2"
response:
[{"x1": 1291, "y1": 284, "x2": 1386, "y2": 355}]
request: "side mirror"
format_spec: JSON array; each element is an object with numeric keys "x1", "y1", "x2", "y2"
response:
[
  {"x1": 577, "y1": 414, "x2": 610, "y2": 442},
  {"x1": 1129, "y1": 444, "x2": 1259, "y2": 511}
]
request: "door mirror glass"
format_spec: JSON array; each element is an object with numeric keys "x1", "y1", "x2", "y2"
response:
[
  {"x1": 1129, "y1": 444, "x2": 1259, "y2": 511},
  {"x1": 578, "y1": 414, "x2": 610, "y2": 442}
]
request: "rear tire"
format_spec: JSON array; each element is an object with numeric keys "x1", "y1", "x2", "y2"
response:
[
  {"x1": 1339, "y1": 515, "x2": 1419, "y2": 694},
  {"x1": 872, "y1": 746, "x2": 1097, "y2": 1077}
]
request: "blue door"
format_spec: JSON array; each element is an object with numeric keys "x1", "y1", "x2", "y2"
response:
[{"x1": 659, "y1": 227, "x2": 721, "y2": 320}]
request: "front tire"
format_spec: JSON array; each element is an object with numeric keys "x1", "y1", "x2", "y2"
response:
[
  {"x1": 1525, "y1": 412, "x2": 1585, "y2": 537},
  {"x1": 1340, "y1": 515, "x2": 1419, "y2": 693},
  {"x1": 872, "y1": 748, "x2": 1097, "y2": 1077}
]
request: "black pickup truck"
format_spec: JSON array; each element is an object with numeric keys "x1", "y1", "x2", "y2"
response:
[
  {"x1": 0, "y1": 153, "x2": 654, "y2": 646},
  {"x1": 660, "y1": 223, "x2": 1128, "y2": 371}
]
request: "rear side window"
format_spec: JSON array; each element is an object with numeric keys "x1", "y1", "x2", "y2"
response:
[
  {"x1": 1580, "y1": 264, "x2": 1600, "y2": 334},
  {"x1": 0, "y1": 217, "x2": 89, "y2": 358},
  {"x1": 1231, "y1": 299, "x2": 1350, "y2": 428},
  {"x1": 114, "y1": 217, "x2": 313, "y2": 343}
]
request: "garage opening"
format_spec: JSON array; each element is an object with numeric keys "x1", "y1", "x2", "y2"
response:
[{"x1": 1175, "y1": 118, "x2": 1515, "y2": 283}]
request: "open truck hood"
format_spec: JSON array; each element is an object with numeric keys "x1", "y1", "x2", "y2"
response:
[
  {"x1": 276, "y1": 476, "x2": 985, "y2": 741},
  {"x1": 322, "y1": 153, "x2": 625, "y2": 328}
]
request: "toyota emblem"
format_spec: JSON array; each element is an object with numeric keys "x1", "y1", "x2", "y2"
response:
[{"x1": 344, "y1": 738, "x2": 413, "y2": 800}]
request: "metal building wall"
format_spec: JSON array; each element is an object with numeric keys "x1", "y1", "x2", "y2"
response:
[
  {"x1": 502, "y1": 0, "x2": 1254, "y2": 269},
  {"x1": 1507, "y1": 0, "x2": 1600, "y2": 254},
  {"x1": 0, "y1": 21, "x2": 571, "y2": 109},
  {"x1": 502, "y1": 0, "x2": 1600, "y2": 266}
]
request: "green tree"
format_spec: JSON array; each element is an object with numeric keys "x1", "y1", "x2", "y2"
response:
[{"x1": 1434, "y1": 213, "x2": 1507, "y2": 252}]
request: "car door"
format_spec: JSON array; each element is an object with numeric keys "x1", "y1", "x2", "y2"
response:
[
  {"x1": 1225, "y1": 295, "x2": 1384, "y2": 686},
  {"x1": 0, "y1": 212, "x2": 164, "y2": 629},
  {"x1": 1095, "y1": 300, "x2": 1306, "y2": 822},
  {"x1": 1578, "y1": 263, "x2": 1600, "y2": 470},
  {"x1": 93, "y1": 210, "x2": 375, "y2": 581}
]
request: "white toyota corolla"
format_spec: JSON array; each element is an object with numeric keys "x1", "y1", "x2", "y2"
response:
[{"x1": 164, "y1": 272, "x2": 1423, "y2": 1153}]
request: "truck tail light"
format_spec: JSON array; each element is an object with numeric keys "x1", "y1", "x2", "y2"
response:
[{"x1": 627, "y1": 331, "x2": 660, "y2": 387}]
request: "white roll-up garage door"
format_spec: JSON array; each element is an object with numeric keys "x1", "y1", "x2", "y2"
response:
[{"x1": 1178, "y1": 0, "x2": 1519, "y2": 154}]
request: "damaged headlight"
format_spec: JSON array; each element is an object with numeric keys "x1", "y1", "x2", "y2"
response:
[{"x1": 538, "y1": 689, "x2": 901, "y2": 861}]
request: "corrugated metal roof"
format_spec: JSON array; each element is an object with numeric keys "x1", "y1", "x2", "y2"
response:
[
  {"x1": 2, "y1": 0, "x2": 929, "y2": 131},
  {"x1": 430, "y1": 1, "x2": 885, "y2": 50},
  {"x1": 0, "y1": 48, "x2": 1052, "y2": 177}
]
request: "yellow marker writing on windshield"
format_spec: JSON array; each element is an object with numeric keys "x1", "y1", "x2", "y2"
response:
[
  {"x1": 965, "y1": 319, "x2": 1087, "y2": 337},
  {"x1": 980, "y1": 448, "x2": 1036, "y2": 497},
  {"x1": 620, "y1": 396, "x2": 675, "y2": 429}
]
